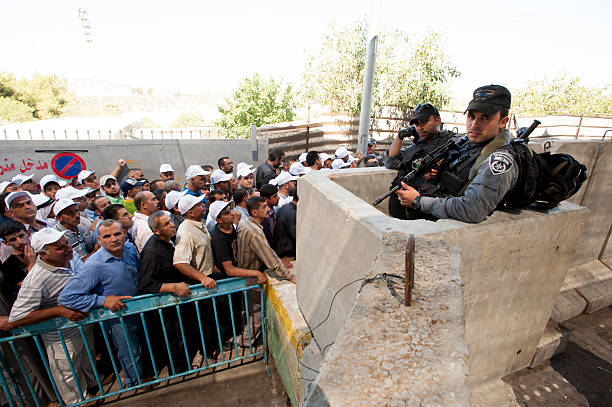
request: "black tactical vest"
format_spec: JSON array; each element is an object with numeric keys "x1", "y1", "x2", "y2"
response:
[{"x1": 437, "y1": 142, "x2": 483, "y2": 197}]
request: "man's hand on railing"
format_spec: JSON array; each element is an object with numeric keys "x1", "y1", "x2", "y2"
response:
[
  {"x1": 103, "y1": 295, "x2": 133, "y2": 312},
  {"x1": 171, "y1": 283, "x2": 191, "y2": 297},
  {"x1": 0, "y1": 316, "x2": 12, "y2": 331},
  {"x1": 57, "y1": 306, "x2": 89, "y2": 322},
  {"x1": 256, "y1": 271, "x2": 268, "y2": 285},
  {"x1": 199, "y1": 276, "x2": 217, "y2": 289}
]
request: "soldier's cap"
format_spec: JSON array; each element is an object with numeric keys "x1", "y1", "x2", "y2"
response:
[
  {"x1": 409, "y1": 103, "x2": 440, "y2": 125},
  {"x1": 465, "y1": 85, "x2": 511, "y2": 115},
  {"x1": 367, "y1": 138, "x2": 377, "y2": 146}
]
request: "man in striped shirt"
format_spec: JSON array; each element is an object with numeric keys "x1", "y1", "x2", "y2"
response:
[
  {"x1": 9, "y1": 228, "x2": 96, "y2": 405},
  {"x1": 236, "y1": 196, "x2": 295, "y2": 347}
]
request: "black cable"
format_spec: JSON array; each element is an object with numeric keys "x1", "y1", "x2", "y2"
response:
[{"x1": 295, "y1": 273, "x2": 407, "y2": 376}]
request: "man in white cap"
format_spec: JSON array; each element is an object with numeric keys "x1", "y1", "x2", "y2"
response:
[
  {"x1": 100, "y1": 175, "x2": 122, "y2": 204},
  {"x1": 237, "y1": 166, "x2": 256, "y2": 193},
  {"x1": 9, "y1": 228, "x2": 95, "y2": 405},
  {"x1": 77, "y1": 170, "x2": 100, "y2": 191},
  {"x1": 40, "y1": 175, "x2": 67, "y2": 200},
  {"x1": 182, "y1": 165, "x2": 210, "y2": 197},
  {"x1": 54, "y1": 199, "x2": 95, "y2": 261},
  {"x1": 334, "y1": 147, "x2": 362, "y2": 166},
  {"x1": 0, "y1": 180, "x2": 19, "y2": 195},
  {"x1": 210, "y1": 169, "x2": 232, "y2": 198},
  {"x1": 319, "y1": 153, "x2": 332, "y2": 169},
  {"x1": 289, "y1": 162, "x2": 308, "y2": 177},
  {"x1": 12, "y1": 174, "x2": 37, "y2": 194},
  {"x1": 298, "y1": 153, "x2": 308, "y2": 166},
  {"x1": 173, "y1": 195, "x2": 216, "y2": 289},
  {"x1": 159, "y1": 164, "x2": 175, "y2": 182},
  {"x1": 164, "y1": 190, "x2": 185, "y2": 229},
  {"x1": 269, "y1": 172, "x2": 297, "y2": 209},
  {"x1": 5, "y1": 191, "x2": 47, "y2": 236},
  {"x1": 132, "y1": 191, "x2": 159, "y2": 253},
  {"x1": 331, "y1": 158, "x2": 351, "y2": 170}
]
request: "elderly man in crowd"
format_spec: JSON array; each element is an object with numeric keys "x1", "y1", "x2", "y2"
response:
[
  {"x1": 9, "y1": 228, "x2": 95, "y2": 405},
  {"x1": 5, "y1": 191, "x2": 47, "y2": 236},
  {"x1": 59, "y1": 219, "x2": 145, "y2": 388},
  {"x1": 54, "y1": 199, "x2": 95, "y2": 261},
  {"x1": 132, "y1": 191, "x2": 159, "y2": 253}
]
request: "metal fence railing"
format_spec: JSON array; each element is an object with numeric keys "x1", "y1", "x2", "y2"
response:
[{"x1": 0, "y1": 278, "x2": 266, "y2": 407}]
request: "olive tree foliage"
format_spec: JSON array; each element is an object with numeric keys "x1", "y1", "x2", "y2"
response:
[
  {"x1": 513, "y1": 75, "x2": 612, "y2": 116},
  {"x1": 301, "y1": 21, "x2": 460, "y2": 118},
  {"x1": 216, "y1": 73, "x2": 297, "y2": 136},
  {"x1": 0, "y1": 72, "x2": 72, "y2": 123}
]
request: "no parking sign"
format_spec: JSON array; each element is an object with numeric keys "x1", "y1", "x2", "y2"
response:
[{"x1": 51, "y1": 152, "x2": 86, "y2": 180}]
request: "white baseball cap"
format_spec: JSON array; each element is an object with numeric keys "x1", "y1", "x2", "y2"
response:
[
  {"x1": 77, "y1": 170, "x2": 95, "y2": 183},
  {"x1": 319, "y1": 153, "x2": 332, "y2": 164},
  {"x1": 165, "y1": 190, "x2": 185, "y2": 210},
  {"x1": 4, "y1": 191, "x2": 32, "y2": 208},
  {"x1": 53, "y1": 199, "x2": 77, "y2": 216},
  {"x1": 160, "y1": 164, "x2": 174, "y2": 173},
  {"x1": 30, "y1": 228, "x2": 67, "y2": 252},
  {"x1": 210, "y1": 169, "x2": 232, "y2": 184},
  {"x1": 99, "y1": 175, "x2": 117, "y2": 187},
  {"x1": 208, "y1": 200, "x2": 232, "y2": 221},
  {"x1": 237, "y1": 166, "x2": 256, "y2": 179},
  {"x1": 335, "y1": 147, "x2": 352, "y2": 159},
  {"x1": 39, "y1": 174, "x2": 67, "y2": 190},
  {"x1": 11, "y1": 174, "x2": 34, "y2": 185},
  {"x1": 289, "y1": 162, "x2": 308, "y2": 176},
  {"x1": 30, "y1": 193, "x2": 53, "y2": 208},
  {"x1": 236, "y1": 162, "x2": 253, "y2": 172},
  {"x1": 332, "y1": 158, "x2": 351, "y2": 170},
  {"x1": 346, "y1": 156, "x2": 357, "y2": 165},
  {"x1": 299, "y1": 152, "x2": 308, "y2": 163},
  {"x1": 177, "y1": 194, "x2": 206, "y2": 215},
  {"x1": 0, "y1": 181, "x2": 17, "y2": 194},
  {"x1": 185, "y1": 165, "x2": 210, "y2": 180},
  {"x1": 55, "y1": 186, "x2": 89, "y2": 201},
  {"x1": 269, "y1": 171, "x2": 298, "y2": 186}
]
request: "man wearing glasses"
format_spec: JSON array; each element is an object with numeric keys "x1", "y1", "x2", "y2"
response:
[{"x1": 384, "y1": 103, "x2": 456, "y2": 219}]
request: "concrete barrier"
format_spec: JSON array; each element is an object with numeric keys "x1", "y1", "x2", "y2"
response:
[
  {"x1": 0, "y1": 139, "x2": 267, "y2": 184},
  {"x1": 295, "y1": 168, "x2": 588, "y2": 404}
]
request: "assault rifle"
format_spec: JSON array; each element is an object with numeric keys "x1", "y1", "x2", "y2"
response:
[
  {"x1": 512, "y1": 119, "x2": 541, "y2": 144},
  {"x1": 372, "y1": 137, "x2": 469, "y2": 206}
]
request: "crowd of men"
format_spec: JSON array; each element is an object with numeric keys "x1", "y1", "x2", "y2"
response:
[{"x1": 0, "y1": 83, "x2": 521, "y2": 405}]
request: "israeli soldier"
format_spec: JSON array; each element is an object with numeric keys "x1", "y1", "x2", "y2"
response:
[
  {"x1": 384, "y1": 103, "x2": 456, "y2": 219},
  {"x1": 396, "y1": 85, "x2": 518, "y2": 223}
]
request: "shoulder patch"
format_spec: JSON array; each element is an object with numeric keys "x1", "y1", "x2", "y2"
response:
[{"x1": 488, "y1": 151, "x2": 514, "y2": 175}]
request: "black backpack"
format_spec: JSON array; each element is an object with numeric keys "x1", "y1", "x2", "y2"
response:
[{"x1": 501, "y1": 143, "x2": 588, "y2": 210}]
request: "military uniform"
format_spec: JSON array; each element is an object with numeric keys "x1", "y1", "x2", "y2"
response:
[
  {"x1": 384, "y1": 129, "x2": 456, "y2": 219},
  {"x1": 419, "y1": 130, "x2": 519, "y2": 223}
]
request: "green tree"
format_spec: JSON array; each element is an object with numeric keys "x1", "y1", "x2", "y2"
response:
[
  {"x1": 216, "y1": 73, "x2": 297, "y2": 136},
  {"x1": 302, "y1": 21, "x2": 460, "y2": 118},
  {"x1": 172, "y1": 111, "x2": 205, "y2": 127},
  {"x1": 0, "y1": 72, "x2": 72, "y2": 122},
  {"x1": 0, "y1": 97, "x2": 35, "y2": 123},
  {"x1": 513, "y1": 75, "x2": 612, "y2": 116}
]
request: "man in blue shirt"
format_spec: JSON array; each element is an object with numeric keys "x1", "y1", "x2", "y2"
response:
[
  {"x1": 181, "y1": 165, "x2": 210, "y2": 197},
  {"x1": 59, "y1": 219, "x2": 144, "y2": 387}
]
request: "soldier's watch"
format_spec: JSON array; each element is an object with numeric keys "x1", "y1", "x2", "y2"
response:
[{"x1": 412, "y1": 195, "x2": 422, "y2": 211}]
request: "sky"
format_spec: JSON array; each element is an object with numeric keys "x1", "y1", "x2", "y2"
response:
[{"x1": 1, "y1": 0, "x2": 611, "y2": 104}]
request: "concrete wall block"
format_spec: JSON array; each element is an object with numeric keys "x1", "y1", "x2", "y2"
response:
[
  {"x1": 550, "y1": 289, "x2": 587, "y2": 322},
  {"x1": 428, "y1": 203, "x2": 587, "y2": 386},
  {"x1": 577, "y1": 277, "x2": 612, "y2": 314},
  {"x1": 528, "y1": 320, "x2": 571, "y2": 368},
  {"x1": 304, "y1": 239, "x2": 469, "y2": 407}
]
